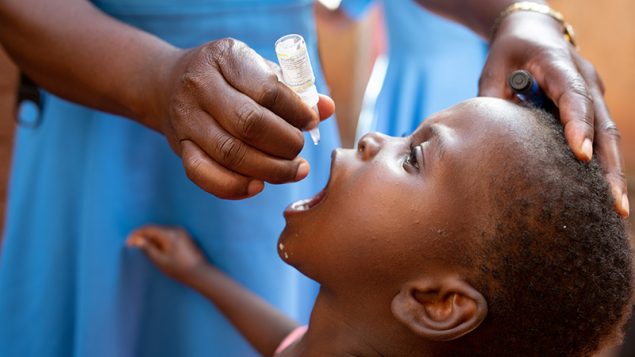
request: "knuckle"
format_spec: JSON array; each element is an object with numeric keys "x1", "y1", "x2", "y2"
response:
[
  {"x1": 182, "y1": 147, "x2": 247, "y2": 199},
  {"x1": 183, "y1": 152, "x2": 206, "y2": 183},
  {"x1": 206, "y1": 38, "x2": 240, "y2": 69},
  {"x1": 566, "y1": 77, "x2": 594, "y2": 113},
  {"x1": 169, "y1": 93, "x2": 192, "y2": 118},
  {"x1": 209, "y1": 38, "x2": 235, "y2": 56},
  {"x1": 569, "y1": 76, "x2": 590, "y2": 98},
  {"x1": 218, "y1": 37, "x2": 238, "y2": 48},
  {"x1": 605, "y1": 171, "x2": 628, "y2": 191},
  {"x1": 612, "y1": 171, "x2": 628, "y2": 183},
  {"x1": 257, "y1": 82, "x2": 281, "y2": 107},
  {"x1": 536, "y1": 45, "x2": 570, "y2": 63},
  {"x1": 179, "y1": 71, "x2": 205, "y2": 93},
  {"x1": 215, "y1": 135, "x2": 247, "y2": 167},
  {"x1": 603, "y1": 122, "x2": 622, "y2": 141},
  {"x1": 584, "y1": 63, "x2": 605, "y2": 94},
  {"x1": 236, "y1": 103, "x2": 264, "y2": 140}
]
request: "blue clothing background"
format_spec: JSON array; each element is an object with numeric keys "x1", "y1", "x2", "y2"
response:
[
  {"x1": 342, "y1": 0, "x2": 487, "y2": 136},
  {"x1": 0, "y1": 1, "x2": 337, "y2": 356}
]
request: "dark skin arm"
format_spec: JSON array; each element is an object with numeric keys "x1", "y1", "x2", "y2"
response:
[
  {"x1": 0, "y1": 0, "x2": 335, "y2": 200},
  {"x1": 415, "y1": 0, "x2": 628, "y2": 217},
  {"x1": 127, "y1": 226, "x2": 298, "y2": 357}
]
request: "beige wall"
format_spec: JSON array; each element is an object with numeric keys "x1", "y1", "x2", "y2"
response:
[{"x1": 0, "y1": 46, "x2": 17, "y2": 236}]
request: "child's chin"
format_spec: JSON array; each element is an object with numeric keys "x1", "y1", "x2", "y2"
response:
[{"x1": 277, "y1": 227, "x2": 294, "y2": 261}]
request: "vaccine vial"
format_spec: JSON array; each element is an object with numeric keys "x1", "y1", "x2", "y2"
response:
[{"x1": 275, "y1": 34, "x2": 321, "y2": 145}]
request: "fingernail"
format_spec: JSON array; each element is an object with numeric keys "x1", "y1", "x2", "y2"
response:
[
  {"x1": 295, "y1": 160, "x2": 310, "y2": 181},
  {"x1": 581, "y1": 138, "x2": 593, "y2": 162},
  {"x1": 247, "y1": 180, "x2": 264, "y2": 196},
  {"x1": 621, "y1": 193, "x2": 630, "y2": 218}
]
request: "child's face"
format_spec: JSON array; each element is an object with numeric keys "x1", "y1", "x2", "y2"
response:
[{"x1": 280, "y1": 98, "x2": 529, "y2": 290}]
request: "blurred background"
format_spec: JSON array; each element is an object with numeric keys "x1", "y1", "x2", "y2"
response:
[
  {"x1": 1, "y1": 1, "x2": 633, "y2": 232},
  {"x1": 0, "y1": 1, "x2": 633, "y2": 355},
  {"x1": 314, "y1": 0, "x2": 635, "y2": 229}
]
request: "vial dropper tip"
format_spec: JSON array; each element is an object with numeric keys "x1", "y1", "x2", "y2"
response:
[{"x1": 309, "y1": 128, "x2": 320, "y2": 145}]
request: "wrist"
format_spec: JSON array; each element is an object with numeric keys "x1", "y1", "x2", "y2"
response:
[
  {"x1": 495, "y1": 11, "x2": 562, "y2": 40},
  {"x1": 491, "y1": 2, "x2": 576, "y2": 47},
  {"x1": 132, "y1": 45, "x2": 185, "y2": 132},
  {"x1": 180, "y1": 261, "x2": 214, "y2": 290}
]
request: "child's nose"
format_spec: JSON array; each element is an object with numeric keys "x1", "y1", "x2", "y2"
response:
[{"x1": 357, "y1": 132, "x2": 385, "y2": 160}]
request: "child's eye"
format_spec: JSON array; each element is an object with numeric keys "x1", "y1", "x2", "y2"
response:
[{"x1": 403, "y1": 145, "x2": 421, "y2": 170}]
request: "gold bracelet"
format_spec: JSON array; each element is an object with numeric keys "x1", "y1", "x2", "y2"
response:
[{"x1": 490, "y1": 1, "x2": 578, "y2": 49}]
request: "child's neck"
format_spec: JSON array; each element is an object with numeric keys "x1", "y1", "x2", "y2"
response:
[{"x1": 284, "y1": 288, "x2": 386, "y2": 357}]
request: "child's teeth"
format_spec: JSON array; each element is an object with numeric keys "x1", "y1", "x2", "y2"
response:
[{"x1": 292, "y1": 199, "x2": 311, "y2": 211}]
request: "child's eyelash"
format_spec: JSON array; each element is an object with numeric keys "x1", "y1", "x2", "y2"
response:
[{"x1": 404, "y1": 145, "x2": 421, "y2": 170}]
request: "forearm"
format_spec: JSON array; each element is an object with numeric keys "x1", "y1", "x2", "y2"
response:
[
  {"x1": 0, "y1": 0, "x2": 181, "y2": 129},
  {"x1": 415, "y1": 0, "x2": 547, "y2": 39},
  {"x1": 186, "y1": 264, "x2": 299, "y2": 357}
]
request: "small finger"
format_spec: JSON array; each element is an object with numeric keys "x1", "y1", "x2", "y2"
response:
[
  {"x1": 126, "y1": 231, "x2": 168, "y2": 265},
  {"x1": 531, "y1": 57, "x2": 594, "y2": 162},
  {"x1": 595, "y1": 118, "x2": 629, "y2": 218},
  {"x1": 143, "y1": 226, "x2": 188, "y2": 248},
  {"x1": 180, "y1": 139, "x2": 264, "y2": 199},
  {"x1": 126, "y1": 233, "x2": 146, "y2": 248},
  {"x1": 578, "y1": 64, "x2": 629, "y2": 217},
  {"x1": 127, "y1": 226, "x2": 170, "y2": 249},
  {"x1": 141, "y1": 241, "x2": 168, "y2": 266}
]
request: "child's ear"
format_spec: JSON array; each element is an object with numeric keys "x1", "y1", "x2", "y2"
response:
[{"x1": 391, "y1": 277, "x2": 487, "y2": 341}]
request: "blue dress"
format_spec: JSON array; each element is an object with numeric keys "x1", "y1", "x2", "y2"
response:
[
  {"x1": 0, "y1": 1, "x2": 338, "y2": 356},
  {"x1": 342, "y1": 0, "x2": 487, "y2": 136}
]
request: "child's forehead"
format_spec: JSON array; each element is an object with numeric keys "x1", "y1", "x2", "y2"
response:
[{"x1": 419, "y1": 98, "x2": 531, "y2": 137}]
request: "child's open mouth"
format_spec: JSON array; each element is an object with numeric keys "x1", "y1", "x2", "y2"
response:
[
  {"x1": 285, "y1": 188, "x2": 327, "y2": 214},
  {"x1": 284, "y1": 150, "x2": 338, "y2": 217}
]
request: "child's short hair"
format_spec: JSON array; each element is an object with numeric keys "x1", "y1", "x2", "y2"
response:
[{"x1": 457, "y1": 108, "x2": 632, "y2": 356}]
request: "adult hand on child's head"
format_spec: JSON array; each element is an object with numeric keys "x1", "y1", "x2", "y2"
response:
[
  {"x1": 150, "y1": 39, "x2": 335, "y2": 200},
  {"x1": 127, "y1": 225, "x2": 207, "y2": 284},
  {"x1": 478, "y1": 11, "x2": 629, "y2": 218}
]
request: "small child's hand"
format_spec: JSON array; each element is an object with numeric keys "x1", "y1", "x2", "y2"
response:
[{"x1": 127, "y1": 225, "x2": 207, "y2": 285}]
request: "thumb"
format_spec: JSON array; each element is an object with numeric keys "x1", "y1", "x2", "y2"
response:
[
  {"x1": 130, "y1": 236, "x2": 169, "y2": 266},
  {"x1": 128, "y1": 225, "x2": 174, "y2": 250},
  {"x1": 140, "y1": 239, "x2": 169, "y2": 266},
  {"x1": 478, "y1": 55, "x2": 511, "y2": 99},
  {"x1": 317, "y1": 94, "x2": 335, "y2": 121}
]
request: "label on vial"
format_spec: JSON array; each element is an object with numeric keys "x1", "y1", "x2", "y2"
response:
[{"x1": 276, "y1": 38, "x2": 315, "y2": 92}]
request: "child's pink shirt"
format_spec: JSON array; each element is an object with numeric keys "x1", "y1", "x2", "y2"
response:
[{"x1": 275, "y1": 325, "x2": 308, "y2": 354}]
